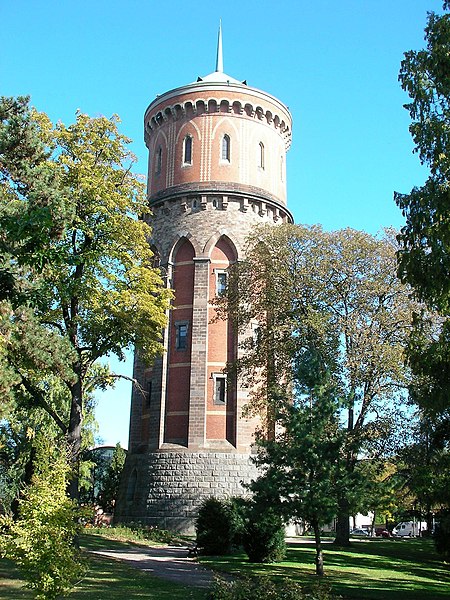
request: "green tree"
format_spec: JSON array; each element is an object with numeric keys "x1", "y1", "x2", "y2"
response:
[
  {"x1": 98, "y1": 442, "x2": 126, "y2": 512},
  {"x1": 251, "y1": 397, "x2": 345, "y2": 575},
  {"x1": 394, "y1": 4, "x2": 450, "y2": 553},
  {"x1": 0, "y1": 434, "x2": 85, "y2": 600},
  {"x1": 395, "y1": 2, "x2": 450, "y2": 415},
  {"x1": 225, "y1": 224, "x2": 419, "y2": 547},
  {"x1": 0, "y1": 97, "x2": 171, "y2": 500}
]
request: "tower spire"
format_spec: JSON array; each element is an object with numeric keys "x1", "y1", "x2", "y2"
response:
[{"x1": 215, "y1": 19, "x2": 223, "y2": 73}]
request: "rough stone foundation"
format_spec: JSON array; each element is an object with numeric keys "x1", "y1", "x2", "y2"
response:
[{"x1": 115, "y1": 451, "x2": 259, "y2": 534}]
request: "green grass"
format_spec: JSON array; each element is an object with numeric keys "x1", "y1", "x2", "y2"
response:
[
  {"x1": 0, "y1": 558, "x2": 34, "y2": 599},
  {"x1": 2, "y1": 534, "x2": 448, "y2": 600},
  {"x1": 0, "y1": 532, "x2": 206, "y2": 600},
  {"x1": 200, "y1": 539, "x2": 450, "y2": 600}
]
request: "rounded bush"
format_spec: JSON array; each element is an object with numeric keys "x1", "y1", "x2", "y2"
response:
[
  {"x1": 196, "y1": 497, "x2": 239, "y2": 555},
  {"x1": 434, "y1": 513, "x2": 450, "y2": 562},
  {"x1": 243, "y1": 509, "x2": 286, "y2": 563}
]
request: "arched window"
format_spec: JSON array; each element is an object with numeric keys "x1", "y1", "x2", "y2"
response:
[
  {"x1": 156, "y1": 146, "x2": 162, "y2": 174},
  {"x1": 126, "y1": 469, "x2": 137, "y2": 501},
  {"x1": 221, "y1": 134, "x2": 230, "y2": 161},
  {"x1": 280, "y1": 156, "x2": 284, "y2": 181},
  {"x1": 259, "y1": 142, "x2": 265, "y2": 169},
  {"x1": 183, "y1": 135, "x2": 192, "y2": 165}
]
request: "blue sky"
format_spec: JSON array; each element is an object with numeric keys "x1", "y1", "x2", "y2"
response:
[{"x1": 2, "y1": 0, "x2": 442, "y2": 448}]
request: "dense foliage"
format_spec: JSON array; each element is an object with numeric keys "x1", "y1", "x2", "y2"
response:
[
  {"x1": 0, "y1": 436, "x2": 85, "y2": 599},
  {"x1": 222, "y1": 224, "x2": 420, "y2": 556},
  {"x1": 0, "y1": 96, "x2": 171, "y2": 501},
  {"x1": 209, "y1": 575, "x2": 339, "y2": 600},
  {"x1": 394, "y1": 2, "x2": 450, "y2": 555},
  {"x1": 395, "y1": 2, "x2": 450, "y2": 416},
  {"x1": 196, "y1": 497, "x2": 242, "y2": 555},
  {"x1": 241, "y1": 507, "x2": 286, "y2": 564}
]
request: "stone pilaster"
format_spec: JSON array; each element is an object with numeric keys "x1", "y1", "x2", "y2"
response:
[{"x1": 188, "y1": 257, "x2": 210, "y2": 448}]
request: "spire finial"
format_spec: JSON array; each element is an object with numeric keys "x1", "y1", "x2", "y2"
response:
[{"x1": 215, "y1": 19, "x2": 223, "y2": 73}]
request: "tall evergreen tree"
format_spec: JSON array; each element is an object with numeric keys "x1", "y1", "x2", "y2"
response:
[{"x1": 395, "y1": 2, "x2": 450, "y2": 415}]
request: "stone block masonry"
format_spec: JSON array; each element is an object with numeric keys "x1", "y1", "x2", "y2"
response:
[{"x1": 115, "y1": 451, "x2": 259, "y2": 534}]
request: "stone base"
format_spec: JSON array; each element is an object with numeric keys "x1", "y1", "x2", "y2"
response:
[{"x1": 115, "y1": 451, "x2": 259, "y2": 534}]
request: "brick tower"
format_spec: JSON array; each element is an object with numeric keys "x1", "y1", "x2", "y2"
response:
[{"x1": 115, "y1": 26, "x2": 293, "y2": 532}]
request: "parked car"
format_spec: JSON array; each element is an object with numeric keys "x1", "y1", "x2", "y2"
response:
[
  {"x1": 375, "y1": 527, "x2": 392, "y2": 538},
  {"x1": 350, "y1": 528, "x2": 369, "y2": 536}
]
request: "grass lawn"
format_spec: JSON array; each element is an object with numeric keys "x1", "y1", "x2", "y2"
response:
[
  {"x1": 0, "y1": 532, "x2": 207, "y2": 600},
  {"x1": 200, "y1": 538, "x2": 450, "y2": 600},
  {"x1": 1, "y1": 533, "x2": 448, "y2": 599}
]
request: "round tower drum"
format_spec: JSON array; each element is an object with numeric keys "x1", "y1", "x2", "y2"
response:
[{"x1": 115, "y1": 33, "x2": 293, "y2": 533}]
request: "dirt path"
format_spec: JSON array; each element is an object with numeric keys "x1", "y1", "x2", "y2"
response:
[{"x1": 89, "y1": 545, "x2": 214, "y2": 588}]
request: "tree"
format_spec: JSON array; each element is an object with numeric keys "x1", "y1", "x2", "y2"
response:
[
  {"x1": 394, "y1": 5, "x2": 450, "y2": 550},
  {"x1": 395, "y1": 412, "x2": 450, "y2": 530},
  {"x1": 251, "y1": 396, "x2": 345, "y2": 575},
  {"x1": 395, "y1": 2, "x2": 450, "y2": 415},
  {"x1": 0, "y1": 97, "x2": 172, "y2": 500},
  {"x1": 0, "y1": 434, "x2": 85, "y2": 600},
  {"x1": 225, "y1": 224, "x2": 419, "y2": 547},
  {"x1": 98, "y1": 442, "x2": 126, "y2": 512}
]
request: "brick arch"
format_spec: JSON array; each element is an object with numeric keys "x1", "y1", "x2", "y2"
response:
[
  {"x1": 211, "y1": 116, "x2": 240, "y2": 141},
  {"x1": 175, "y1": 119, "x2": 202, "y2": 144},
  {"x1": 152, "y1": 128, "x2": 168, "y2": 149},
  {"x1": 206, "y1": 234, "x2": 238, "y2": 447},
  {"x1": 168, "y1": 234, "x2": 202, "y2": 263},
  {"x1": 203, "y1": 233, "x2": 240, "y2": 261}
]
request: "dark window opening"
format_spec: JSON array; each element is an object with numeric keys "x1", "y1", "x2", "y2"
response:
[
  {"x1": 175, "y1": 321, "x2": 189, "y2": 350},
  {"x1": 221, "y1": 135, "x2": 230, "y2": 161},
  {"x1": 214, "y1": 376, "x2": 226, "y2": 405},
  {"x1": 184, "y1": 136, "x2": 192, "y2": 164},
  {"x1": 156, "y1": 146, "x2": 162, "y2": 174},
  {"x1": 217, "y1": 271, "x2": 227, "y2": 296}
]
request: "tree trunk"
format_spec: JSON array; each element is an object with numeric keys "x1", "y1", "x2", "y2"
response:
[
  {"x1": 312, "y1": 519, "x2": 324, "y2": 576},
  {"x1": 334, "y1": 502, "x2": 351, "y2": 546},
  {"x1": 11, "y1": 445, "x2": 36, "y2": 520},
  {"x1": 66, "y1": 369, "x2": 83, "y2": 501}
]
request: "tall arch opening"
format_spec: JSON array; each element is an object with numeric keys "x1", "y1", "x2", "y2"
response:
[
  {"x1": 164, "y1": 238, "x2": 195, "y2": 446},
  {"x1": 207, "y1": 236, "x2": 238, "y2": 447}
]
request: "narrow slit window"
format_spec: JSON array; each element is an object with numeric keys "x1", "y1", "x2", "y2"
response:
[
  {"x1": 213, "y1": 374, "x2": 227, "y2": 405},
  {"x1": 156, "y1": 146, "x2": 162, "y2": 174},
  {"x1": 146, "y1": 381, "x2": 152, "y2": 407},
  {"x1": 221, "y1": 134, "x2": 230, "y2": 161},
  {"x1": 259, "y1": 142, "x2": 265, "y2": 169},
  {"x1": 184, "y1": 135, "x2": 192, "y2": 165},
  {"x1": 216, "y1": 270, "x2": 227, "y2": 296},
  {"x1": 175, "y1": 321, "x2": 189, "y2": 350}
]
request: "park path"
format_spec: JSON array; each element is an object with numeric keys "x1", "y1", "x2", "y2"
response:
[{"x1": 89, "y1": 544, "x2": 214, "y2": 588}]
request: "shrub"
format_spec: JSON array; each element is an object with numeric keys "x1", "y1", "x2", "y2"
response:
[
  {"x1": 209, "y1": 574, "x2": 340, "y2": 600},
  {"x1": 434, "y1": 513, "x2": 450, "y2": 562},
  {"x1": 0, "y1": 436, "x2": 85, "y2": 600},
  {"x1": 196, "y1": 497, "x2": 241, "y2": 555},
  {"x1": 88, "y1": 522, "x2": 177, "y2": 544},
  {"x1": 242, "y1": 508, "x2": 286, "y2": 563}
]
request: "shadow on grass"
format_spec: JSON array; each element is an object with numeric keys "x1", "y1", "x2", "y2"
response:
[
  {"x1": 201, "y1": 540, "x2": 450, "y2": 600},
  {"x1": 69, "y1": 554, "x2": 207, "y2": 600},
  {"x1": 1, "y1": 538, "x2": 207, "y2": 600},
  {"x1": 0, "y1": 559, "x2": 33, "y2": 599}
]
